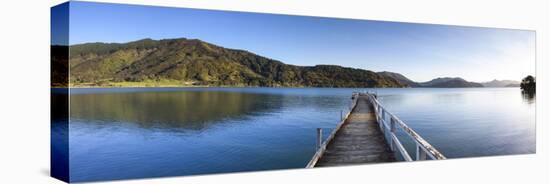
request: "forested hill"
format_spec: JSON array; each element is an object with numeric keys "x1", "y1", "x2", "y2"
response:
[{"x1": 67, "y1": 38, "x2": 407, "y2": 88}]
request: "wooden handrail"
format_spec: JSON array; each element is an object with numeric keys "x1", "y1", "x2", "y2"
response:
[{"x1": 365, "y1": 93, "x2": 446, "y2": 161}]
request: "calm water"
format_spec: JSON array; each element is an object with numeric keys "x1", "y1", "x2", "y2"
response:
[{"x1": 52, "y1": 88, "x2": 535, "y2": 182}]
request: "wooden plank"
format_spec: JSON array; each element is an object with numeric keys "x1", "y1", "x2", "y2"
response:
[
  {"x1": 314, "y1": 94, "x2": 395, "y2": 167},
  {"x1": 305, "y1": 94, "x2": 358, "y2": 168}
]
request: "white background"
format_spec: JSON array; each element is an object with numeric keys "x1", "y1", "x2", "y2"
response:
[{"x1": 0, "y1": 0, "x2": 548, "y2": 183}]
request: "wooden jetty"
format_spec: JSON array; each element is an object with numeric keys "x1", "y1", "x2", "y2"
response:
[{"x1": 306, "y1": 92, "x2": 446, "y2": 168}]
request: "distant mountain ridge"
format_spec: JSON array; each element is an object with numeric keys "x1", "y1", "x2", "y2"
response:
[
  {"x1": 377, "y1": 72, "x2": 485, "y2": 88},
  {"x1": 418, "y1": 77, "x2": 484, "y2": 88},
  {"x1": 61, "y1": 37, "x2": 516, "y2": 88},
  {"x1": 67, "y1": 38, "x2": 405, "y2": 87},
  {"x1": 377, "y1": 71, "x2": 420, "y2": 87},
  {"x1": 481, "y1": 79, "x2": 520, "y2": 87}
]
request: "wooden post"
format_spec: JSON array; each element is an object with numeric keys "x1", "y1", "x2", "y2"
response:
[
  {"x1": 316, "y1": 128, "x2": 323, "y2": 150},
  {"x1": 382, "y1": 105, "x2": 386, "y2": 136},
  {"x1": 340, "y1": 110, "x2": 343, "y2": 121},
  {"x1": 382, "y1": 125, "x2": 386, "y2": 134},
  {"x1": 382, "y1": 108, "x2": 386, "y2": 121},
  {"x1": 390, "y1": 117, "x2": 396, "y2": 132},
  {"x1": 416, "y1": 144, "x2": 427, "y2": 160},
  {"x1": 378, "y1": 108, "x2": 386, "y2": 121},
  {"x1": 390, "y1": 117, "x2": 396, "y2": 151}
]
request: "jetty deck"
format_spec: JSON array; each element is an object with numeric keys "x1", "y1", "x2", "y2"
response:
[
  {"x1": 315, "y1": 94, "x2": 395, "y2": 166},
  {"x1": 306, "y1": 92, "x2": 446, "y2": 168}
]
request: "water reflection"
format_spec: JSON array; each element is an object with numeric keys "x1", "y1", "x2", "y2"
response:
[
  {"x1": 66, "y1": 88, "x2": 349, "y2": 182},
  {"x1": 52, "y1": 89, "x2": 69, "y2": 122},
  {"x1": 62, "y1": 88, "x2": 535, "y2": 182},
  {"x1": 378, "y1": 88, "x2": 535, "y2": 158},
  {"x1": 51, "y1": 89, "x2": 69, "y2": 181},
  {"x1": 70, "y1": 91, "x2": 283, "y2": 129},
  {"x1": 521, "y1": 90, "x2": 536, "y2": 104}
]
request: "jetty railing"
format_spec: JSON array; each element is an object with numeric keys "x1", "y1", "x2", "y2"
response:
[
  {"x1": 366, "y1": 93, "x2": 446, "y2": 161},
  {"x1": 306, "y1": 92, "x2": 445, "y2": 168},
  {"x1": 306, "y1": 92, "x2": 360, "y2": 168}
]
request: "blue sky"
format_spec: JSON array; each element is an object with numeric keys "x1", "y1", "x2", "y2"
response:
[{"x1": 56, "y1": 1, "x2": 535, "y2": 82}]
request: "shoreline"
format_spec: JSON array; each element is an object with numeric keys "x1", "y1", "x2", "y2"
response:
[{"x1": 52, "y1": 86, "x2": 519, "y2": 89}]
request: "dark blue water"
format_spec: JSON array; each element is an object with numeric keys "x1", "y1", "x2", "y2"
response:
[{"x1": 54, "y1": 88, "x2": 535, "y2": 182}]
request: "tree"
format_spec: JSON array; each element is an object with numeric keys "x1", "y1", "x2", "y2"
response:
[{"x1": 520, "y1": 75, "x2": 536, "y2": 93}]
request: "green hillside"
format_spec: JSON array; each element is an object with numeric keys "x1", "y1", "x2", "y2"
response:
[{"x1": 67, "y1": 38, "x2": 407, "y2": 88}]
